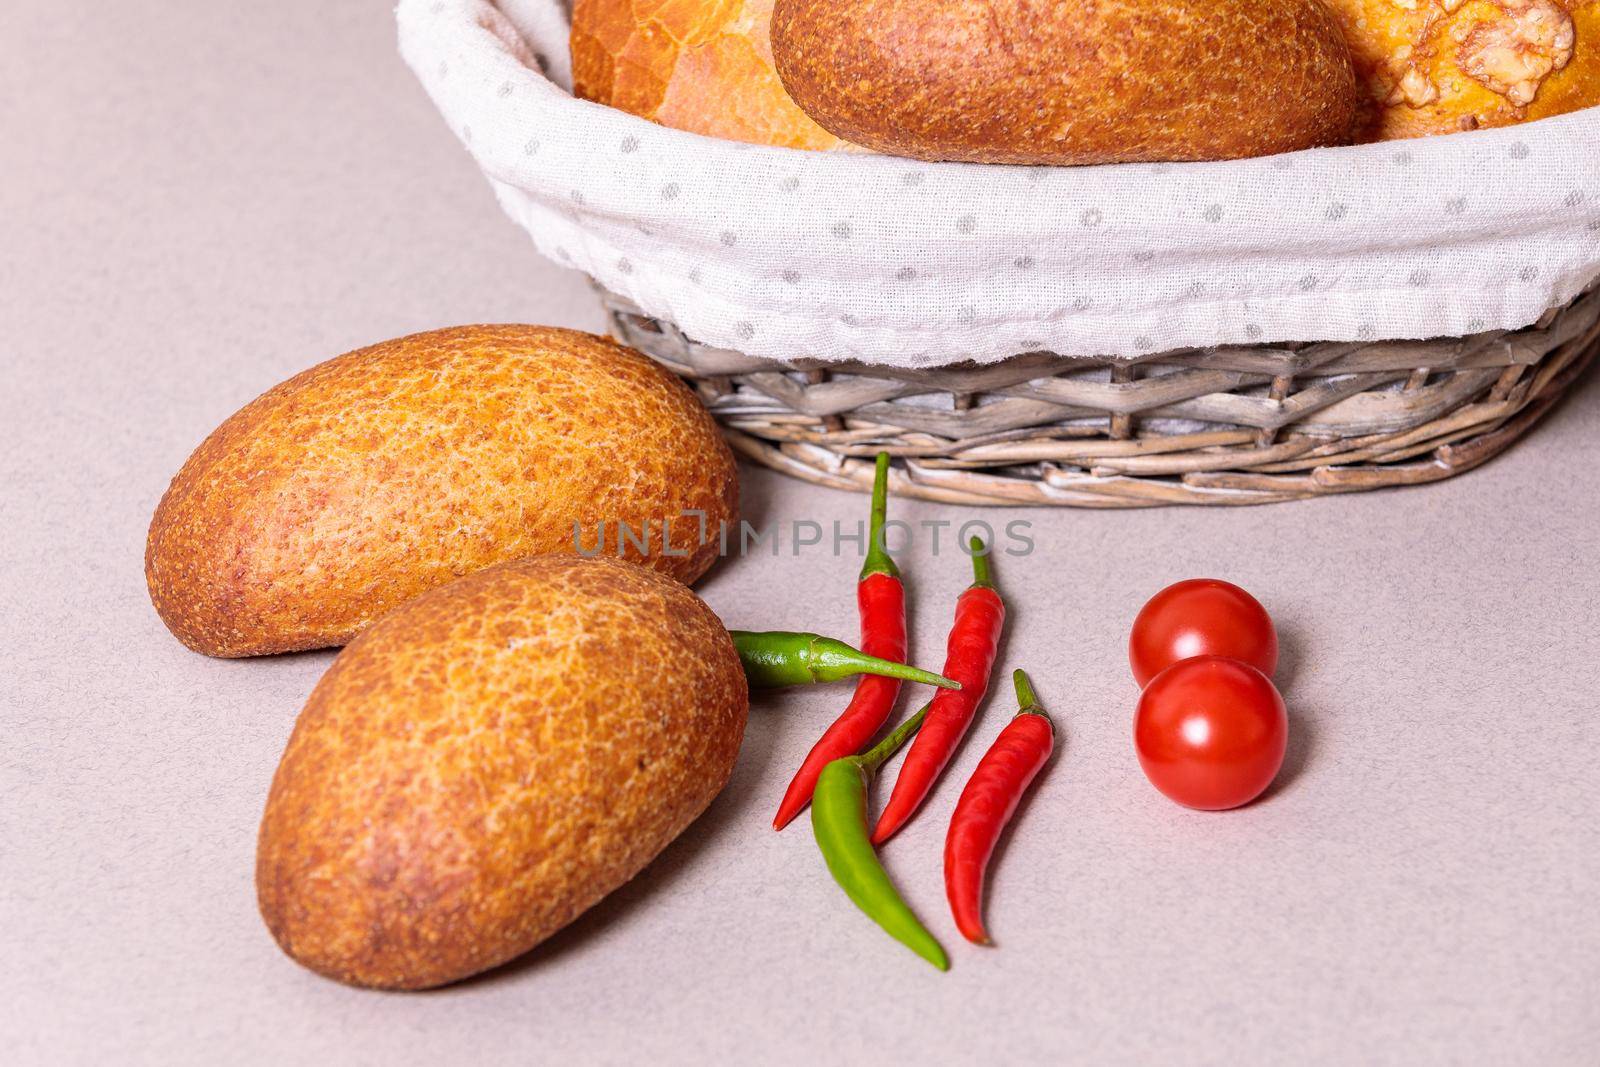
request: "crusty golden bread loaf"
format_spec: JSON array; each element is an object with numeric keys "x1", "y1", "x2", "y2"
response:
[
  {"x1": 256, "y1": 555, "x2": 748, "y2": 989},
  {"x1": 571, "y1": 0, "x2": 853, "y2": 149},
  {"x1": 1324, "y1": 0, "x2": 1600, "y2": 140},
  {"x1": 769, "y1": 0, "x2": 1366, "y2": 164},
  {"x1": 146, "y1": 325, "x2": 737, "y2": 658}
]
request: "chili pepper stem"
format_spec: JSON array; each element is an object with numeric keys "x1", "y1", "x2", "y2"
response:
[
  {"x1": 803, "y1": 636, "x2": 961, "y2": 689},
  {"x1": 1014, "y1": 668, "x2": 1045, "y2": 716},
  {"x1": 968, "y1": 536, "x2": 994, "y2": 589},
  {"x1": 858, "y1": 703, "x2": 931, "y2": 775},
  {"x1": 860, "y1": 452, "x2": 899, "y2": 581}
]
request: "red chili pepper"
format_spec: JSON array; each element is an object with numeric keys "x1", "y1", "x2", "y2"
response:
[
  {"x1": 774, "y1": 452, "x2": 904, "y2": 830},
  {"x1": 871, "y1": 537, "x2": 1005, "y2": 845},
  {"x1": 944, "y1": 669, "x2": 1054, "y2": 945}
]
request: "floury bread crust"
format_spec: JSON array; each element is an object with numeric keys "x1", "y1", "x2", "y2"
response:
[
  {"x1": 770, "y1": 0, "x2": 1366, "y2": 164},
  {"x1": 570, "y1": 0, "x2": 855, "y2": 149},
  {"x1": 145, "y1": 325, "x2": 737, "y2": 657},
  {"x1": 1322, "y1": 0, "x2": 1600, "y2": 140},
  {"x1": 255, "y1": 556, "x2": 749, "y2": 990}
]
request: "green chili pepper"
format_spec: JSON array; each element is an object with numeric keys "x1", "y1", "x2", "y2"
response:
[
  {"x1": 811, "y1": 703, "x2": 949, "y2": 971},
  {"x1": 731, "y1": 631, "x2": 961, "y2": 691}
]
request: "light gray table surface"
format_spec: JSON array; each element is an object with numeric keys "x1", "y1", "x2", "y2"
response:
[{"x1": 5, "y1": 3, "x2": 1598, "y2": 1064}]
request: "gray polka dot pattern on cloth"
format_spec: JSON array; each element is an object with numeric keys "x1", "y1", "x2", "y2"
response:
[{"x1": 398, "y1": 0, "x2": 1600, "y2": 366}]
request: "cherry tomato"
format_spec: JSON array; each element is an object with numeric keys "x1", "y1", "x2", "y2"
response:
[
  {"x1": 1129, "y1": 578, "x2": 1278, "y2": 688},
  {"x1": 1134, "y1": 656, "x2": 1287, "y2": 810}
]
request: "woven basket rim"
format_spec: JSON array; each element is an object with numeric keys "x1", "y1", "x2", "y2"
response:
[{"x1": 602, "y1": 284, "x2": 1600, "y2": 506}]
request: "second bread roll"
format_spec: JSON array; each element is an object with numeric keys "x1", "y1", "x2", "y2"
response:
[{"x1": 770, "y1": 0, "x2": 1366, "y2": 164}]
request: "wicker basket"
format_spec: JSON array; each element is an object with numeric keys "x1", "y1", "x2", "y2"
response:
[
  {"x1": 603, "y1": 283, "x2": 1600, "y2": 507},
  {"x1": 394, "y1": 0, "x2": 1600, "y2": 506}
]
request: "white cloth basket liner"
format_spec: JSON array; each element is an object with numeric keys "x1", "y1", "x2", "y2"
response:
[{"x1": 398, "y1": 0, "x2": 1600, "y2": 368}]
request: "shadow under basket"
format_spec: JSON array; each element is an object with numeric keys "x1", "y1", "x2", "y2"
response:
[{"x1": 601, "y1": 284, "x2": 1600, "y2": 507}]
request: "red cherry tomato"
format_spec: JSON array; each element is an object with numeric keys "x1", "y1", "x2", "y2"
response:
[
  {"x1": 1129, "y1": 578, "x2": 1278, "y2": 688},
  {"x1": 1134, "y1": 656, "x2": 1287, "y2": 810}
]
